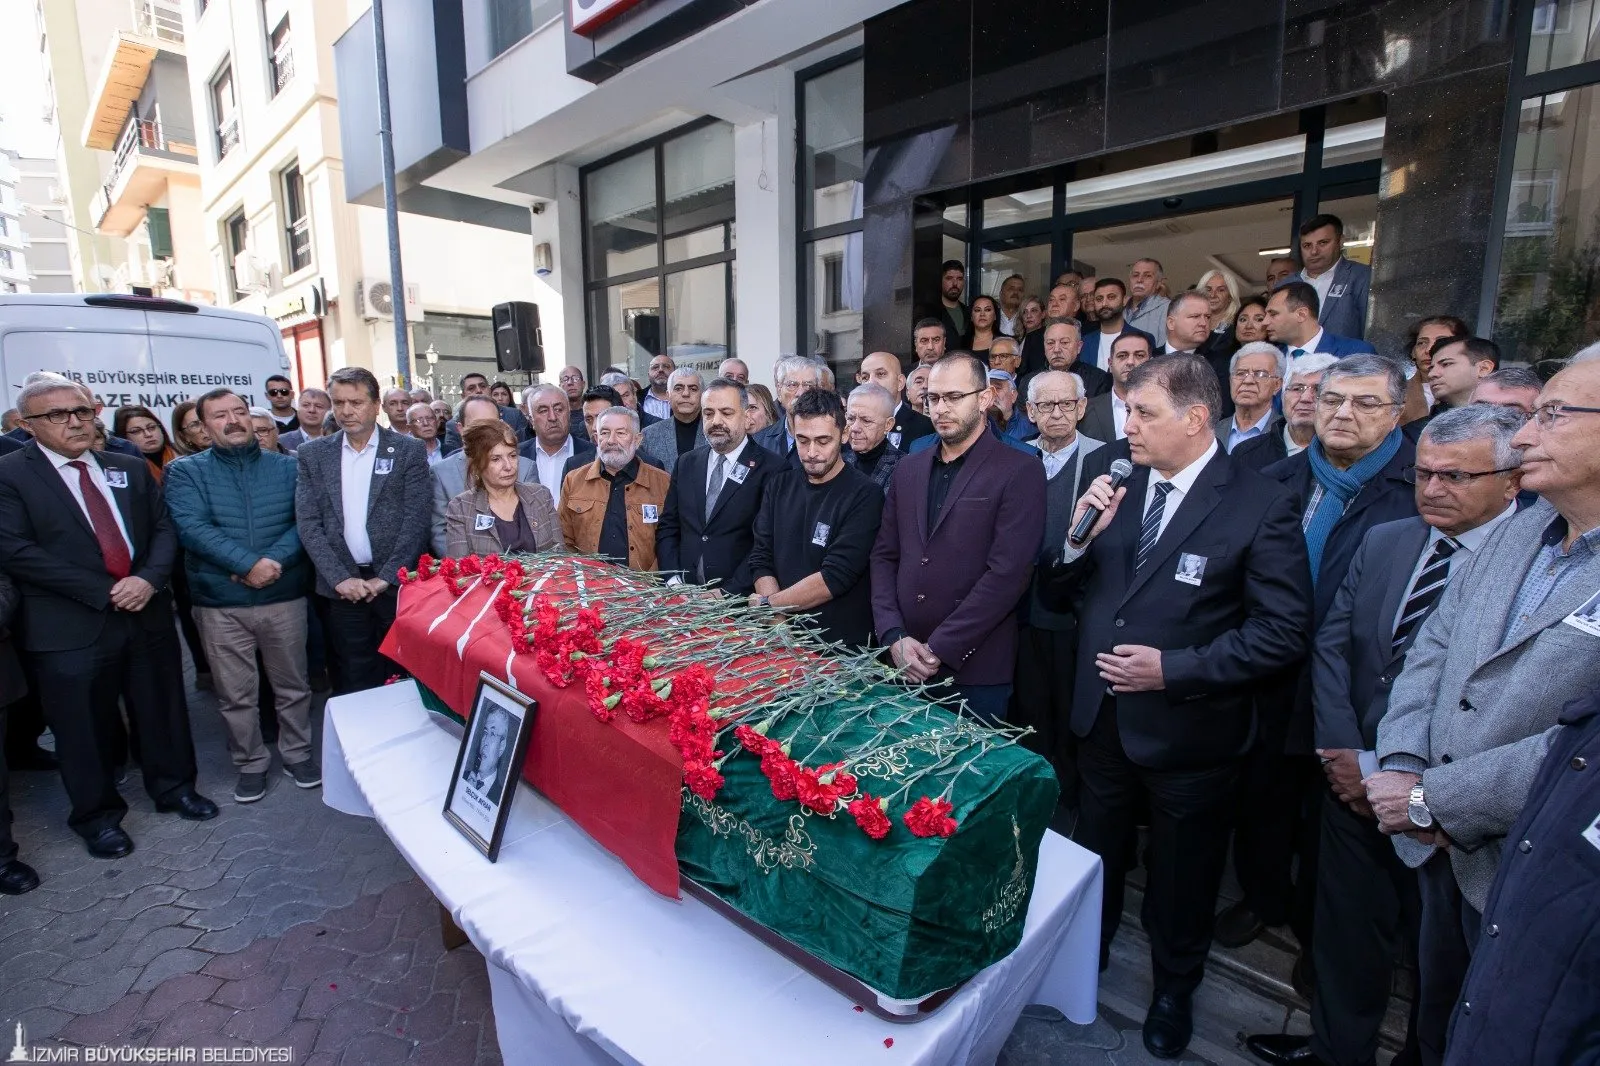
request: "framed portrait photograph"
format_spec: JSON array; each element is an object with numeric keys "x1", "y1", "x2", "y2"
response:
[{"x1": 443, "y1": 672, "x2": 537, "y2": 861}]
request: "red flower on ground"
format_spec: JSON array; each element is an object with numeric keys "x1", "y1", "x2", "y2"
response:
[
  {"x1": 903, "y1": 796, "x2": 958, "y2": 838},
  {"x1": 848, "y1": 795, "x2": 893, "y2": 840}
]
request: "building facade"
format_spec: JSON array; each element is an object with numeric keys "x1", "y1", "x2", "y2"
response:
[
  {"x1": 179, "y1": 0, "x2": 539, "y2": 396},
  {"x1": 0, "y1": 153, "x2": 32, "y2": 294},
  {"x1": 261, "y1": 1, "x2": 1600, "y2": 385},
  {"x1": 11, "y1": 155, "x2": 77, "y2": 295}
]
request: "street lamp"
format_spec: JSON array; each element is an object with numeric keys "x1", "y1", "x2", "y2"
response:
[{"x1": 423, "y1": 344, "x2": 439, "y2": 394}]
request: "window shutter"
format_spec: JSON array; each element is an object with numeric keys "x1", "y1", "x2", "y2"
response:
[{"x1": 146, "y1": 207, "x2": 173, "y2": 259}]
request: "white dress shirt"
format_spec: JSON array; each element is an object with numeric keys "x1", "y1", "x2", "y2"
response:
[
  {"x1": 1302, "y1": 264, "x2": 1337, "y2": 311},
  {"x1": 1225, "y1": 407, "x2": 1275, "y2": 453},
  {"x1": 532, "y1": 435, "x2": 576, "y2": 502},
  {"x1": 1060, "y1": 439, "x2": 1218, "y2": 559},
  {"x1": 706, "y1": 436, "x2": 750, "y2": 499},
  {"x1": 642, "y1": 392, "x2": 671, "y2": 420},
  {"x1": 1094, "y1": 330, "x2": 1119, "y2": 370},
  {"x1": 340, "y1": 433, "x2": 379, "y2": 566},
  {"x1": 1111, "y1": 391, "x2": 1130, "y2": 440},
  {"x1": 44, "y1": 446, "x2": 134, "y2": 556},
  {"x1": 1000, "y1": 310, "x2": 1021, "y2": 337},
  {"x1": 1038, "y1": 437, "x2": 1080, "y2": 481}
]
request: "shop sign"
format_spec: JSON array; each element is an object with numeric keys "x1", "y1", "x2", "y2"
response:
[{"x1": 571, "y1": 0, "x2": 647, "y2": 34}]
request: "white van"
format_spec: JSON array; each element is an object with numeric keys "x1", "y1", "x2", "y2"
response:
[{"x1": 0, "y1": 293, "x2": 290, "y2": 428}]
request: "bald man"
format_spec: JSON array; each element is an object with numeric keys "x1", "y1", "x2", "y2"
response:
[{"x1": 856, "y1": 351, "x2": 935, "y2": 448}]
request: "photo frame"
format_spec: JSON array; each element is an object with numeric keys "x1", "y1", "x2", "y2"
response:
[{"x1": 443, "y1": 672, "x2": 537, "y2": 862}]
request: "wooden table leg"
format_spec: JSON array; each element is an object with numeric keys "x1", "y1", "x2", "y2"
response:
[{"x1": 439, "y1": 901, "x2": 469, "y2": 951}]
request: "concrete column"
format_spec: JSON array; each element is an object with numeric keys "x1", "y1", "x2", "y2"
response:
[
  {"x1": 528, "y1": 163, "x2": 587, "y2": 383},
  {"x1": 733, "y1": 91, "x2": 796, "y2": 389}
]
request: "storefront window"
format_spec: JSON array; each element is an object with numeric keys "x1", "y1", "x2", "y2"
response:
[
  {"x1": 799, "y1": 57, "x2": 866, "y2": 381},
  {"x1": 802, "y1": 61, "x2": 863, "y2": 230},
  {"x1": 1492, "y1": 86, "x2": 1600, "y2": 363},
  {"x1": 582, "y1": 121, "x2": 736, "y2": 378},
  {"x1": 1527, "y1": 0, "x2": 1600, "y2": 74}
]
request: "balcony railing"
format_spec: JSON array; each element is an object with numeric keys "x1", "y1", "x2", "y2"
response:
[
  {"x1": 217, "y1": 116, "x2": 240, "y2": 160},
  {"x1": 270, "y1": 43, "x2": 295, "y2": 95},
  {"x1": 100, "y1": 118, "x2": 198, "y2": 208},
  {"x1": 134, "y1": 0, "x2": 184, "y2": 46}
]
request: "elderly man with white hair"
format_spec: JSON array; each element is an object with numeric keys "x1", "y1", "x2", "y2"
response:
[
  {"x1": 1215, "y1": 342, "x2": 1286, "y2": 452},
  {"x1": 404, "y1": 402, "x2": 446, "y2": 466},
  {"x1": 519, "y1": 384, "x2": 593, "y2": 503},
  {"x1": 558, "y1": 406, "x2": 672, "y2": 570},
  {"x1": 842, "y1": 382, "x2": 904, "y2": 492},
  {"x1": 752, "y1": 355, "x2": 828, "y2": 464},
  {"x1": 1232, "y1": 353, "x2": 1340, "y2": 473},
  {"x1": 639, "y1": 367, "x2": 707, "y2": 471}
]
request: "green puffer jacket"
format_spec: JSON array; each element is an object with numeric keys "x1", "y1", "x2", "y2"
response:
[{"x1": 164, "y1": 444, "x2": 310, "y2": 608}]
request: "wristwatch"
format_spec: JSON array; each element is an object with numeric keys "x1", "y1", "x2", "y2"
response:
[
  {"x1": 757, "y1": 595, "x2": 770, "y2": 609},
  {"x1": 1407, "y1": 783, "x2": 1433, "y2": 829}
]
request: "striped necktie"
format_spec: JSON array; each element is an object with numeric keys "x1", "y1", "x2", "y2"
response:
[
  {"x1": 1135, "y1": 481, "x2": 1174, "y2": 573},
  {"x1": 1392, "y1": 537, "x2": 1460, "y2": 650}
]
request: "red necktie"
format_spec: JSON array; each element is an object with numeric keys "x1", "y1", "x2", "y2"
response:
[{"x1": 68, "y1": 460, "x2": 132, "y2": 580}]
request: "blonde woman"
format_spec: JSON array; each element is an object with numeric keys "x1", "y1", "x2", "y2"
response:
[{"x1": 1197, "y1": 269, "x2": 1241, "y2": 338}]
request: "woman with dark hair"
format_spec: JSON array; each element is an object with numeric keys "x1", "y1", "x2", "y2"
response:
[
  {"x1": 965, "y1": 295, "x2": 1010, "y2": 358},
  {"x1": 1402, "y1": 314, "x2": 1469, "y2": 423},
  {"x1": 171, "y1": 401, "x2": 212, "y2": 455},
  {"x1": 443, "y1": 421, "x2": 559, "y2": 558},
  {"x1": 745, "y1": 383, "x2": 779, "y2": 434},
  {"x1": 1233, "y1": 296, "x2": 1269, "y2": 345},
  {"x1": 113, "y1": 405, "x2": 179, "y2": 482},
  {"x1": 488, "y1": 381, "x2": 516, "y2": 409}
]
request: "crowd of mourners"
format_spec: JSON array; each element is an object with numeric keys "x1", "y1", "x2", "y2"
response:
[{"x1": 0, "y1": 211, "x2": 1595, "y2": 1066}]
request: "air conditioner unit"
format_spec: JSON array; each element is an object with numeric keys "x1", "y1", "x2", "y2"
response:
[
  {"x1": 233, "y1": 251, "x2": 268, "y2": 293},
  {"x1": 360, "y1": 276, "x2": 394, "y2": 320}
]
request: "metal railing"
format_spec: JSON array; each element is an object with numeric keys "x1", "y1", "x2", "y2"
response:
[
  {"x1": 271, "y1": 43, "x2": 295, "y2": 95},
  {"x1": 100, "y1": 118, "x2": 198, "y2": 210},
  {"x1": 217, "y1": 116, "x2": 240, "y2": 159},
  {"x1": 134, "y1": 0, "x2": 184, "y2": 45}
]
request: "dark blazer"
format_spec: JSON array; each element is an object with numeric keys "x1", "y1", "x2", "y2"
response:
[
  {"x1": 0, "y1": 569, "x2": 23, "y2": 705},
  {"x1": 0, "y1": 443, "x2": 179, "y2": 652},
  {"x1": 751, "y1": 420, "x2": 803, "y2": 470},
  {"x1": 870, "y1": 428, "x2": 1046, "y2": 684},
  {"x1": 518, "y1": 435, "x2": 594, "y2": 467},
  {"x1": 1300, "y1": 258, "x2": 1371, "y2": 341},
  {"x1": 1229, "y1": 421, "x2": 1291, "y2": 472},
  {"x1": 1020, "y1": 360, "x2": 1112, "y2": 402},
  {"x1": 1312, "y1": 517, "x2": 1434, "y2": 750},
  {"x1": 0, "y1": 435, "x2": 21, "y2": 457},
  {"x1": 656, "y1": 441, "x2": 779, "y2": 594},
  {"x1": 1443, "y1": 690, "x2": 1600, "y2": 1065},
  {"x1": 1077, "y1": 392, "x2": 1120, "y2": 446},
  {"x1": 1261, "y1": 439, "x2": 1417, "y2": 750},
  {"x1": 294, "y1": 428, "x2": 431, "y2": 597},
  {"x1": 843, "y1": 442, "x2": 904, "y2": 493},
  {"x1": 1022, "y1": 434, "x2": 1105, "y2": 632},
  {"x1": 442, "y1": 405, "x2": 533, "y2": 450},
  {"x1": 889, "y1": 405, "x2": 934, "y2": 450},
  {"x1": 1044, "y1": 450, "x2": 1314, "y2": 769}
]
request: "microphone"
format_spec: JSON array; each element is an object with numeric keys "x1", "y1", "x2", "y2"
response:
[{"x1": 1068, "y1": 458, "x2": 1135, "y2": 548}]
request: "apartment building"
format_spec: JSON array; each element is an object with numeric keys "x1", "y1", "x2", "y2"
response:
[
  {"x1": 0, "y1": 153, "x2": 31, "y2": 293},
  {"x1": 11, "y1": 155, "x2": 76, "y2": 294},
  {"x1": 78, "y1": 0, "x2": 212, "y2": 299},
  {"x1": 182, "y1": 0, "x2": 538, "y2": 394}
]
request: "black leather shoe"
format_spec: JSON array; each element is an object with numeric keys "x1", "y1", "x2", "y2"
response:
[
  {"x1": 6, "y1": 745, "x2": 59, "y2": 772},
  {"x1": 1213, "y1": 901, "x2": 1266, "y2": 948},
  {"x1": 0, "y1": 859, "x2": 40, "y2": 894},
  {"x1": 85, "y1": 826, "x2": 135, "y2": 859},
  {"x1": 155, "y1": 789, "x2": 219, "y2": 821},
  {"x1": 1142, "y1": 991, "x2": 1193, "y2": 1059},
  {"x1": 1245, "y1": 1034, "x2": 1326, "y2": 1064}
]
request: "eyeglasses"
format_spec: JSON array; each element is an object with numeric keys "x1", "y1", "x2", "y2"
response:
[
  {"x1": 1286, "y1": 383, "x2": 1319, "y2": 396},
  {"x1": 1231, "y1": 369, "x2": 1281, "y2": 381},
  {"x1": 1404, "y1": 465, "x2": 1519, "y2": 486},
  {"x1": 1531, "y1": 403, "x2": 1600, "y2": 429},
  {"x1": 252, "y1": 426, "x2": 275, "y2": 438},
  {"x1": 1029, "y1": 400, "x2": 1082, "y2": 414},
  {"x1": 1317, "y1": 393, "x2": 1402, "y2": 413},
  {"x1": 266, "y1": 387, "x2": 292, "y2": 397},
  {"x1": 925, "y1": 389, "x2": 984, "y2": 408},
  {"x1": 23, "y1": 406, "x2": 95, "y2": 425}
]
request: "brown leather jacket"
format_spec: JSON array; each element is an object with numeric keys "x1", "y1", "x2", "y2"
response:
[{"x1": 558, "y1": 458, "x2": 671, "y2": 571}]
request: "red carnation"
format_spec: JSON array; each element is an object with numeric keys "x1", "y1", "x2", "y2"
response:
[
  {"x1": 848, "y1": 795, "x2": 893, "y2": 840},
  {"x1": 903, "y1": 796, "x2": 958, "y2": 838},
  {"x1": 734, "y1": 724, "x2": 777, "y2": 756},
  {"x1": 683, "y1": 761, "x2": 724, "y2": 802},
  {"x1": 417, "y1": 553, "x2": 435, "y2": 574},
  {"x1": 760, "y1": 752, "x2": 798, "y2": 801},
  {"x1": 794, "y1": 767, "x2": 840, "y2": 815}
]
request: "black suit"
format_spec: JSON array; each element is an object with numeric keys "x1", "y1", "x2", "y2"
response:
[
  {"x1": 0, "y1": 435, "x2": 21, "y2": 457},
  {"x1": 1021, "y1": 360, "x2": 1112, "y2": 402},
  {"x1": 1229, "y1": 420, "x2": 1290, "y2": 472},
  {"x1": 1046, "y1": 448, "x2": 1313, "y2": 994},
  {"x1": 519, "y1": 435, "x2": 594, "y2": 468},
  {"x1": 888, "y1": 404, "x2": 934, "y2": 451},
  {"x1": 656, "y1": 441, "x2": 779, "y2": 595},
  {"x1": 1305, "y1": 517, "x2": 1440, "y2": 1065},
  {"x1": 0, "y1": 444, "x2": 198, "y2": 837},
  {"x1": 1077, "y1": 392, "x2": 1120, "y2": 446}
]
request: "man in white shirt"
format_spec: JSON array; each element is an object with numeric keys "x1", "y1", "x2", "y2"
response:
[
  {"x1": 406, "y1": 403, "x2": 446, "y2": 466},
  {"x1": 1265, "y1": 282, "x2": 1376, "y2": 360},
  {"x1": 1088, "y1": 278, "x2": 1142, "y2": 369},
  {"x1": 1123, "y1": 258, "x2": 1170, "y2": 348},
  {"x1": 1295, "y1": 213, "x2": 1372, "y2": 341},
  {"x1": 1080, "y1": 332, "x2": 1153, "y2": 443},
  {"x1": 518, "y1": 384, "x2": 592, "y2": 503},
  {"x1": 997, "y1": 272, "x2": 1026, "y2": 336},
  {"x1": 1215, "y1": 343, "x2": 1285, "y2": 453},
  {"x1": 642, "y1": 354, "x2": 676, "y2": 420}
]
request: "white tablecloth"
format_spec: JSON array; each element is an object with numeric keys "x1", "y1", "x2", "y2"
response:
[{"x1": 323, "y1": 682, "x2": 1102, "y2": 1066}]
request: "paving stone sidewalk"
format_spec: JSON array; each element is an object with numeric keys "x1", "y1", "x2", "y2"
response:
[{"x1": 1, "y1": 674, "x2": 1294, "y2": 1064}]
